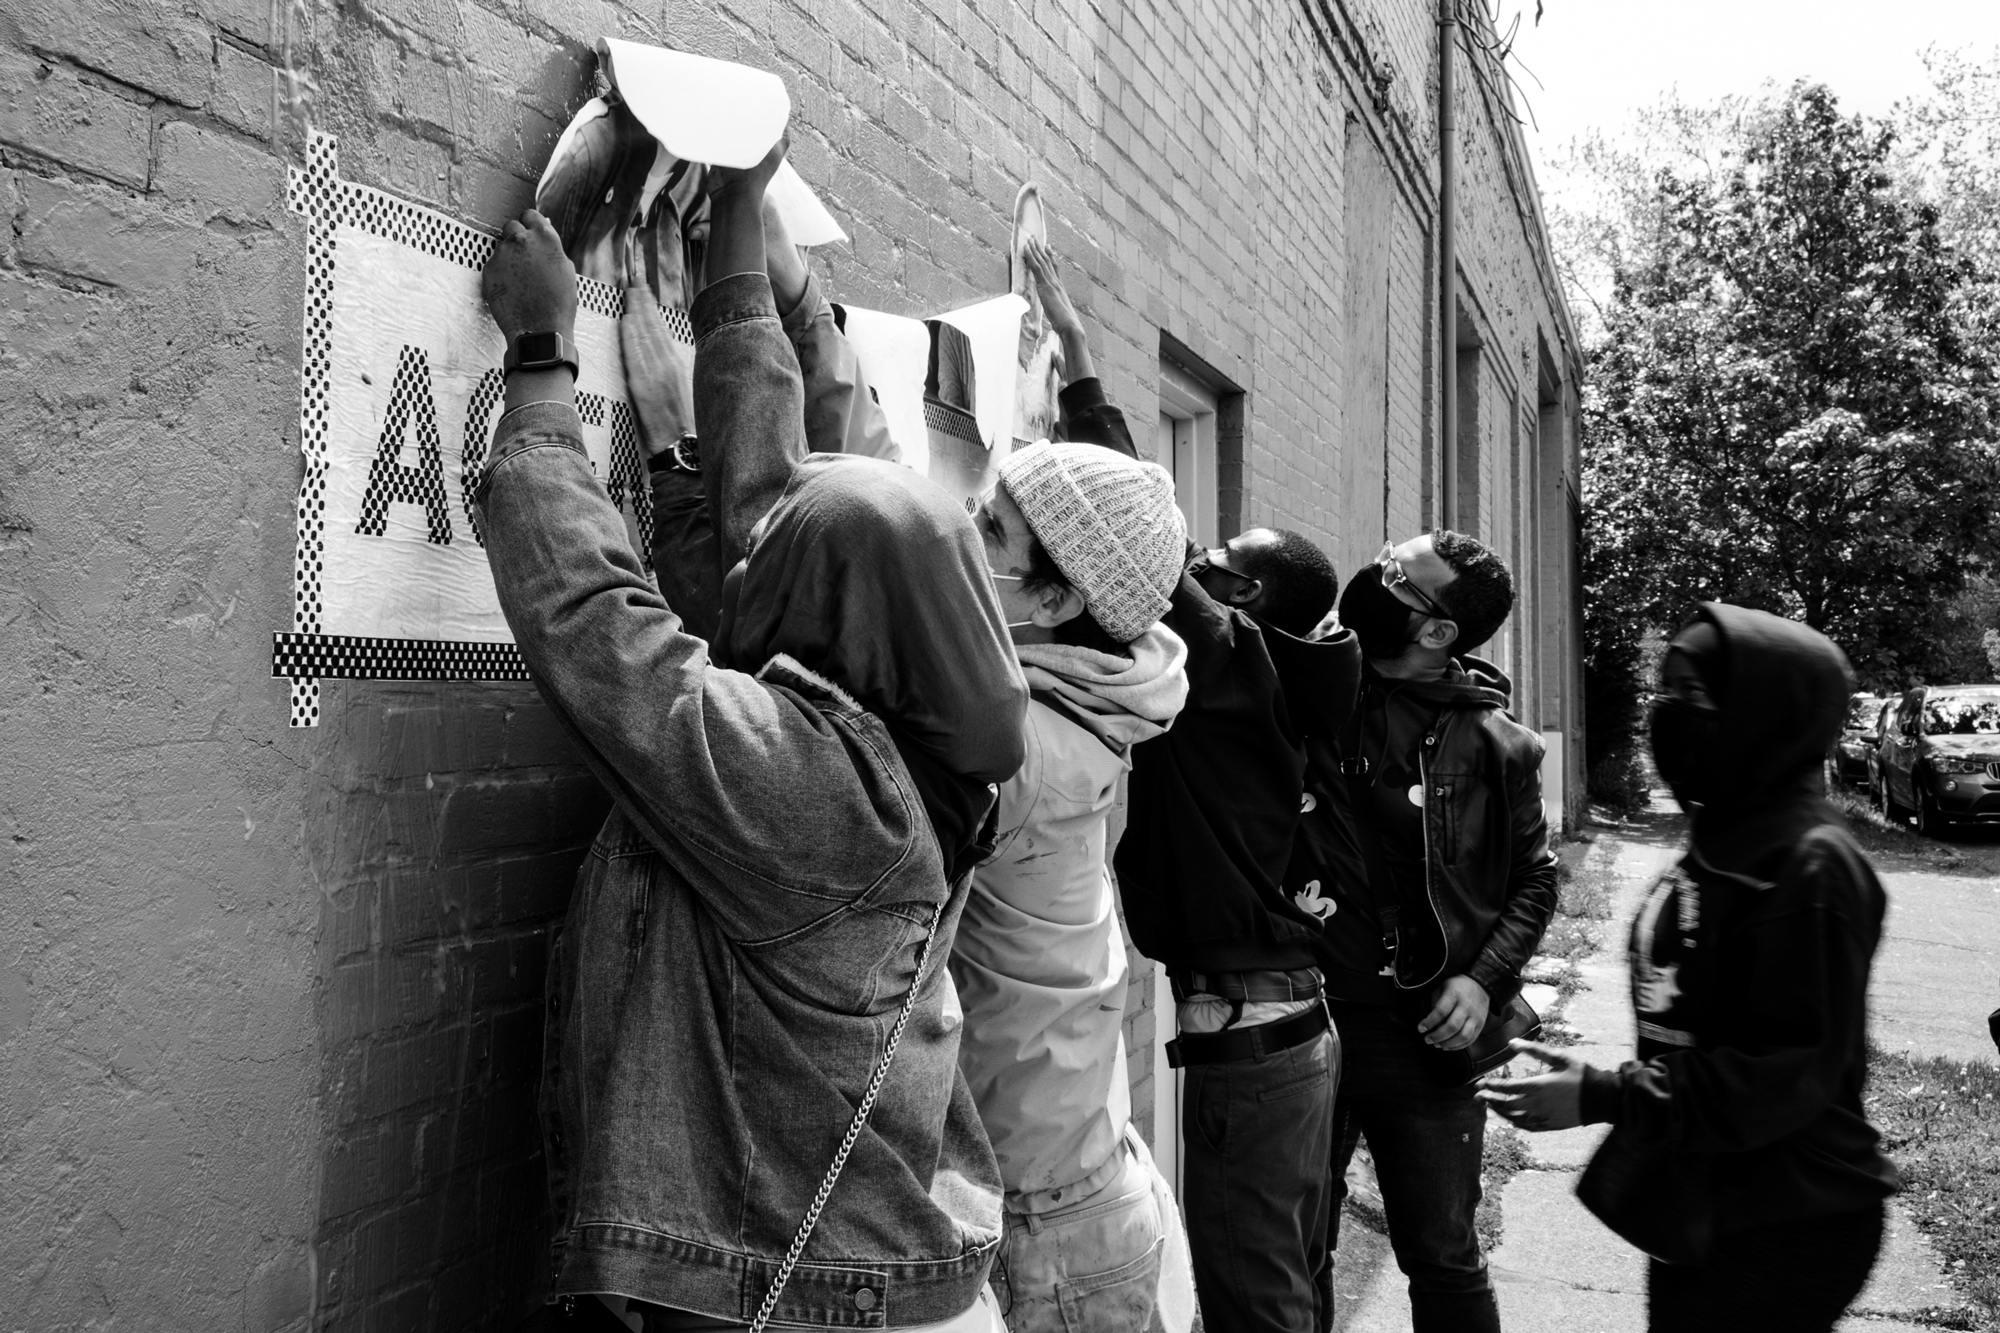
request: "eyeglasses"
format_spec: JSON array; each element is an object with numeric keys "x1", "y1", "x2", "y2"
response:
[{"x1": 1375, "y1": 543, "x2": 1451, "y2": 620}]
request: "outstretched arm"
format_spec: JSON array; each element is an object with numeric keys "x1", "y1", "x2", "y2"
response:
[
  {"x1": 476, "y1": 206, "x2": 920, "y2": 940},
  {"x1": 699, "y1": 140, "x2": 805, "y2": 569},
  {"x1": 769, "y1": 199, "x2": 900, "y2": 462},
  {"x1": 1025, "y1": 238, "x2": 1141, "y2": 459}
]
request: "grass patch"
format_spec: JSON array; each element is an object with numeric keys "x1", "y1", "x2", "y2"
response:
[
  {"x1": 1475, "y1": 1121, "x2": 1531, "y2": 1252},
  {"x1": 1828, "y1": 785, "x2": 2000, "y2": 875},
  {"x1": 1535, "y1": 834, "x2": 1621, "y2": 964},
  {"x1": 1865, "y1": 1047, "x2": 2000, "y2": 1325}
]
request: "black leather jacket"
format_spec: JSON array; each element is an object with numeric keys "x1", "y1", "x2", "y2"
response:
[{"x1": 1303, "y1": 657, "x2": 1558, "y2": 1006}]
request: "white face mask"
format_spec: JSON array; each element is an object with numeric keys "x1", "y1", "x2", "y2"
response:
[{"x1": 990, "y1": 572, "x2": 1039, "y2": 630}]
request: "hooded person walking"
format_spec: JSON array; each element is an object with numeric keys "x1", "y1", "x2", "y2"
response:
[{"x1": 1481, "y1": 603, "x2": 1900, "y2": 1333}]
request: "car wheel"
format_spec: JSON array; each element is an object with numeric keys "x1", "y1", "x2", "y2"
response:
[
  {"x1": 1877, "y1": 774, "x2": 1902, "y2": 822},
  {"x1": 1917, "y1": 784, "x2": 1954, "y2": 840}
]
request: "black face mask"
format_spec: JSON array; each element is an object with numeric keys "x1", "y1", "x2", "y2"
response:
[
  {"x1": 1339, "y1": 565, "x2": 1420, "y2": 661},
  {"x1": 1650, "y1": 694, "x2": 1720, "y2": 810}
]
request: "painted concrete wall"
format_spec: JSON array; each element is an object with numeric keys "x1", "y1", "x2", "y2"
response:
[{"x1": 0, "y1": 0, "x2": 1580, "y2": 1327}]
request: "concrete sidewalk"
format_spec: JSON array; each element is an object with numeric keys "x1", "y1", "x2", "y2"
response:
[{"x1": 1331, "y1": 810, "x2": 1978, "y2": 1332}]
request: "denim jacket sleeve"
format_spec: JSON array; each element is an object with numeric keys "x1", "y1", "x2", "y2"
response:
[
  {"x1": 645, "y1": 269, "x2": 897, "y2": 636},
  {"x1": 476, "y1": 298, "x2": 924, "y2": 942}
]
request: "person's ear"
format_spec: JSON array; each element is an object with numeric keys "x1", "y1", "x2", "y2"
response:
[
  {"x1": 1226, "y1": 576, "x2": 1263, "y2": 608},
  {"x1": 1417, "y1": 615, "x2": 1459, "y2": 651},
  {"x1": 1032, "y1": 582, "x2": 1089, "y2": 628}
]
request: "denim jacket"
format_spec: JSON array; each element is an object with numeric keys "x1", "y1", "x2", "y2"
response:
[{"x1": 477, "y1": 277, "x2": 1001, "y2": 1326}]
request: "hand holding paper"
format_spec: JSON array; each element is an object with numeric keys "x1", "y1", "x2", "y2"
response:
[{"x1": 483, "y1": 210, "x2": 577, "y2": 346}]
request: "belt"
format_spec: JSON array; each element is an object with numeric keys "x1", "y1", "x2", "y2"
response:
[{"x1": 1165, "y1": 1001, "x2": 1329, "y2": 1069}]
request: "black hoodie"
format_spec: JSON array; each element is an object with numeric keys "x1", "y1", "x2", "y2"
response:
[{"x1": 1579, "y1": 603, "x2": 1900, "y2": 1230}]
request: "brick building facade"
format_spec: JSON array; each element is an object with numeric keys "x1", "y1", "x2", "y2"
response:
[{"x1": 0, "y1": 0, "x2": 1580, "y2": 1326}]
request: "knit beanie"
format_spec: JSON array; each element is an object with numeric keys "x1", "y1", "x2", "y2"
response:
[{"x1": 997, "y1": 441, "x2": 1187, "y2": 642}]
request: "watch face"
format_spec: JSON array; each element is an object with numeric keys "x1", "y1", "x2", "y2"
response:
[{"x1": 516, "y1": 332, "x2": 562, "y2": 364}]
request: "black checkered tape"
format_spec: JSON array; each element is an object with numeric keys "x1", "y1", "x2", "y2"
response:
[{"x1": 273, "y1": 633, "x2": 530, "y2": 681}]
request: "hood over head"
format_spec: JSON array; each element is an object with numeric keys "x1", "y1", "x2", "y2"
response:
[
  {"x1": 1361, "y1": 653, "x2": 1514, "y2": 711},
  {"x1": 1672, "y1": 602, "x2": 1854, "y2": 878},
  {"x1": 728, "y1": 453, "x2": 1029, "y2": 874}
]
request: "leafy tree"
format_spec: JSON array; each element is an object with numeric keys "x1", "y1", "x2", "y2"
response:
[{"x1": 1560, "y1": 83, "x2": 2000, "y2": 791}]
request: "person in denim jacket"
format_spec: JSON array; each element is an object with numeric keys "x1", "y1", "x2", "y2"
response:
[{"x1": 477, "y1": 144, "x2": 1027, "y2": 1330}]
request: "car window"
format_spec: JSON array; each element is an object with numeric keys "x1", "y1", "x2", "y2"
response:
[
  {"x1": 1876, "y1": 702, "x2": 1893, "y2": 734},
  {"x1": 1921, "y1": 691, "x2": 2000, "y2": 736},
  {"x1": 1845, "y1": 696, "x2": 1880, "y2": 730}
]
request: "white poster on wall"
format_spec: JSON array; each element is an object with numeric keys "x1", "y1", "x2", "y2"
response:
[{"x1": 272, "y1": 130, "x2": 679, "y2": 727}]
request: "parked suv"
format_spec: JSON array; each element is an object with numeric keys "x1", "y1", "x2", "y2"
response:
[
  {"x1": 1832, "y1": 693, "x2": 1887, "y2": 787},
  {"x1": 1877, "y1": 685, "x2": 2000, "y2": 836}
]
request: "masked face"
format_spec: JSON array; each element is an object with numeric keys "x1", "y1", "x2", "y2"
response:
[
  {"x1": 1649, "y1": 643, "x2": 1723, "y2": 810},
  {"x1": 1650, "y1": 694, "x2": 1720, "y2": 810},
  {"x1": 1338, "y1": 564, "x2": 1422, "y2": 661}
]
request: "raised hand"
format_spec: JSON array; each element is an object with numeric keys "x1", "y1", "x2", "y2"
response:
[
  {"x1": 483, "y1": 209, "x2": 578, "y2": 346},
  {"x1": 1022, "y1": 237, "x2": 1081, "y2": 336},
  {"x1": 706, "y1": 135, "x2": 789, "y2": 202}
]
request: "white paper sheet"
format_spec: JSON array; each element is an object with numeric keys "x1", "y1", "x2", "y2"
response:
[
  {"x1": 768, "y1": 159, "x2": 848, "y2": 248},
  {"x1": 835, "y1": 303, "x2": 933, "y2": 474},
  {"x1": 598, "y1": 38, "x2": 791, "y2": 170},
  {"x1": 936, "y1": 293, "x2": 1029, "y2": 456},
  {"x1": 318, "y1": 227, "x2": 638, "y2": 643}
]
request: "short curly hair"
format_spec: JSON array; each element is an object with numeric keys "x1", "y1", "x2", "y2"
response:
[
  {"x1": 1430, "y1": 529, "x2": 1515, "y2": 652},
  {"x1": 1235, "y1": 529, "x2": 1339, "y2": 638}
]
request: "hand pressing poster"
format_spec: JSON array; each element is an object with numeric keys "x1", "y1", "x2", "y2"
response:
[{"x1": 1010, "y1": 183, "x2": 1066, "y2": 444}]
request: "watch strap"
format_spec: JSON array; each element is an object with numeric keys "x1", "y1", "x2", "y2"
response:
[{"x1": 504, "y1": 330, "x2": 580, "y2": 379}]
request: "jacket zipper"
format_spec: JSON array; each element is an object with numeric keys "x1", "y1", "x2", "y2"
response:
[{"x1": 1407, "y1": 726, "x2": 1451, "y2": 990}]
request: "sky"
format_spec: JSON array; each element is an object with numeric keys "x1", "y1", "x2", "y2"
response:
[{"x1": 1492, "y1": 0, "x2": 2000, "y2": 170}]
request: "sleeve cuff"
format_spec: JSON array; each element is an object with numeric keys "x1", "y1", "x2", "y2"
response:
[
  {"x1": 778, "y1": 269, "x2": 830, "y2": 337},
  {"x1": 1059, "y1": 376, "x2": 1111, "y2": 417},
  {"x1": 691, "y1": 272, "x2": 778, "y2": 340},
  {"x1": 1580, "y1": 1065, "x2": 1622, "y2": 1125},
  {"x1": 478, "y1": 400, "x2": 585, "y2": 500},
  {"x1": 1466, "y1": 957, "x2": 1519, "y2": 1008}
]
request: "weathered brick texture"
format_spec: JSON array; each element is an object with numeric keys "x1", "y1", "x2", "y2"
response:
[{"x1": 0, "y1": 0, "x2": 1579, "y2": 1327}]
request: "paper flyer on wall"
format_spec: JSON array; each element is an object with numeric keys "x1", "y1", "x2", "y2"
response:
[{"x1": 277, "y1": 34, "x2": 1084, "y2": 721}]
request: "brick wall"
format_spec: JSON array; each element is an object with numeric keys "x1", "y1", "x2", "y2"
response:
[{"x1": 0, "y1": 0, "x2": 1581, "y2": 1326}]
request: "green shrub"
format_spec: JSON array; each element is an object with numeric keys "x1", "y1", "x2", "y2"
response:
[{"x1": 1588, "y1": 744, "x2": 1653, "y2": 817}]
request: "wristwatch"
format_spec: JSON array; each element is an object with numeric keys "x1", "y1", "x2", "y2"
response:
[
  {"x1": 648, "y1": 434, "x2": 701, "y2": 475},
  {"x1": 503, "y1": 330, "x2": 579, "y2": 380}
]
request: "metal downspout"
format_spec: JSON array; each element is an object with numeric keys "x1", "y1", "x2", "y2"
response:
[{"x1": 1438, "y1": 0, "x2": 1458, "y2": 530}]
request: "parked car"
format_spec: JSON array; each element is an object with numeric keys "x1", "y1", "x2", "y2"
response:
[
  {"x1": 1832, "y1": 693, "x2": 1887, "y2": 786},
  {"x1": 1863, "y1": 700, "x2": 1895, "y2": 806},
  {"x1": 1876, "y1": 685, "x2": 2000, "y2": 836}
]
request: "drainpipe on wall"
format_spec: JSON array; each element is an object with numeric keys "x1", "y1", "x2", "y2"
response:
[{"x1": 1437, "y1": 0, "x2": 1458, "y2": 530}]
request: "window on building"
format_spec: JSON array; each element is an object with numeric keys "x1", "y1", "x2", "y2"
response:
[{"x1": 1158, "y1": 359, "x2": 1221, "y2": 549}]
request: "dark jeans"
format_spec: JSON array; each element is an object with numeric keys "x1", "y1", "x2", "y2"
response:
[
  {"x1": 1183, "y1": 1027, "x2": 1338, "y2": 1333},
  {"x1": 1325, "y1": 1002, "x2": 1498, "y2": 1333},
  {"x1": 1647, "y1": 1202, "x2": 1884, "y2": 1332}
]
